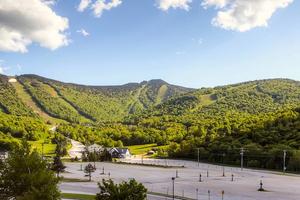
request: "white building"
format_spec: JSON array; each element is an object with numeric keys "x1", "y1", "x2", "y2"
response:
[{"x1": 109, "y1": 148, "x2": 131, "y2": 159}]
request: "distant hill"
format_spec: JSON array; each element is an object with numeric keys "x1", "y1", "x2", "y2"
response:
[
  {"x1": 12, "y1": 74, "x2": 194, "y2": 123},
  {"x1": 139, "y1": 78, "x2": 300, "y2": 120}
]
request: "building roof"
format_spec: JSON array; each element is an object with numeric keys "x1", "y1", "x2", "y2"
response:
[{"x1": 116, "y1": 148, "x2": 130, "y2": 154}]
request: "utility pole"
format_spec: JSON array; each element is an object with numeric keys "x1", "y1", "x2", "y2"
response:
[
  {"x1": 222, "y1": 153, "x2": 225, "y2": 177},
  {"x1": 283, "y1": 150, "x2": 287, "y2": 173},
  {"x1": 172, "y1": 177, "x2": 175, "y2": 200},
  {"x1": 240, "y1": 148, "x2": 244, "y2": 171},
  {"x1": 196, "y1": 148, "x2": 200, "y2": 167}
]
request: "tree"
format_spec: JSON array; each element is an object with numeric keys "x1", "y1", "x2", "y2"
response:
[
  {"x1": 52, "y1": 155, "x2": 66, "y2": 177},
  {"x1": 96, "y1": 179, "x2": 147, "y2": 200},
  {"x1": 84, "y1": 163, "x2": 95, "y2": 181},
  {"x1": 0, "y1": 140, "x2": 60, "y2": 200}
]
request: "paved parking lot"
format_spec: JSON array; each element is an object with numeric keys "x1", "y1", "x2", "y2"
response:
[{"x1": 60, "y1": 159, "x2": 300, "y2": 200}]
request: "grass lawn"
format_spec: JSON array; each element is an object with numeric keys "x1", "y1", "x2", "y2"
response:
[
  {"x1": 127, "y1": 143, "x2": 168, "y2": 155},
  {"x1": 29, "y1": 140, "x2": 56, "y2": 156},
  {"x1": 61, "y1": 193, "x2": 95, "y2": 200}
]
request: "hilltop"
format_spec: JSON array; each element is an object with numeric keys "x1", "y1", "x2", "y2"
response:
[{"x1": 0, "y1": 74, "x2": 193, "y2": 123}]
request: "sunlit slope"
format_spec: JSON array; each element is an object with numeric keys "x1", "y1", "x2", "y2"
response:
[
  {"x1": 0, "y1": 75, "x2": 35, "y2": 117},
  {"x1": 11, "y1": 79, "x2": 66, "y2": 124},
  {"x1": 141, "y1": 79, "x2": 300, "y2": 119},
  {"x1": 17, "y1": 75, "x2": 193, "y2": 122},
  {"x1": 18, "y1": 76, "x2": 91, "y2": 123}
]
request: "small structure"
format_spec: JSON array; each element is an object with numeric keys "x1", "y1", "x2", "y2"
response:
[{"x1": 109, "y1": 148, "x2": 131, "y2": 159}]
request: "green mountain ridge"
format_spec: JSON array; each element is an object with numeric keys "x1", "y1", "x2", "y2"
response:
[
  {"x1": 2, "y1": 74, "x2": 300, "y2": 171},
  {"x1": 140, "y1": 78, "x2": 300, "y2": 119},
  {"x1": 1, "y1": 74, "x2": 193, "y2": 123}
]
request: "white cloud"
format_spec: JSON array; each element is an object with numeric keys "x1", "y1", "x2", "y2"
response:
[
  {"x1": 42, "y1": 0, "x2": 57, "y2": 6},
  {"x1": 78, "y1": 0, "x2": 122, "y2": 17},
  {"x1": 78, "y1": 0, "x2": 92, "y2": 12},
  {"x1": 157, "y1": 0, "x2": 192, "y2": 11},
  {"x1": 0, "y1": 0, "x2": 69, "y2": 53},
  {"x1": 91, "y1": 0, "x2": 122, "y2": 17},
  {"x1": 203, "y1": 0, "x2": 294, "y2": 32},
  {"x1": 202, "y1": 0, "x2": 228, "y2": 9},
  {"x1": 77, "y1": 29, "x2": 90, "y2": 36}
]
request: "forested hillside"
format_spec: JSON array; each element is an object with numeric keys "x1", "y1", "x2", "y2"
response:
[
  {"x1": 1, "y1": 74, "x2": 300, "y2": 171},
  {"x1": 17, "y1": 75, "x2": 192, "y2": 122},
  {"x1": 0, "y1": 75, "x2": 35, "y2": 117}
]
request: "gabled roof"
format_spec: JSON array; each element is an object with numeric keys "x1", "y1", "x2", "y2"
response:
[{"x1": 116, "y1": 148, "x2": 130, "y2": 154}]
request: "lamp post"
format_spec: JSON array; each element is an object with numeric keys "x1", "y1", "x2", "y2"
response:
[
  {"x1": 240, "y1": 148, "x2": 244, "y2": 171},
  {"x1": 171, "y1": 177, "x2": 175, "y2": 200},
  {"x1": 222, "y1": 153, "x2": 225, "y2": 177},
  {"x1": 196, "y1": 148, "x2": 200, "y2": 167},
  {"x1": 283, "y1": 150, "x2": 287, "y2": 173}
]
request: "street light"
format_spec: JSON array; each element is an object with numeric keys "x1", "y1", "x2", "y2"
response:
[
  {"x1": 283, "y1": 150, "x2": 287, "y2": 173},
  {"x1": 171, "y1": 177, "x2": 175, "y2": 200},
  {"x1": 196, "y1": 148, "x2": 200, "y2": 167},
  {"x1": 222, "y1": 153, "x2": 225, "y2": 177},
  {"x1": 240, "y1": 148, "x2": 244, "y2": 171}
]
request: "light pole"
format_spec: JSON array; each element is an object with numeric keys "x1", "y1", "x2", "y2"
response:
[
  {"x1": 222, "y1": 153, "x2": 225, "y2": 177},
  {"x1": 196, "y1": 148, "x2": 200, "y2": 167},
  {"x1": 283, "y1": 150, "x2": 287, "y2": 173},
  {"x1": 196, "y1": 188, "x2": 198, "y2": 200},
  {"x1": 240, "y1": 148, "x2": 244, "y2": 171},
  {"x1": 171, "y1": 177, "x2": 175, "y2": 200}
]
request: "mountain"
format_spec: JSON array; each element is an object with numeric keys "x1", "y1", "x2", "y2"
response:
[
  {"x1": 139, "y1": 78, "x2": 300, "y2": 119},
  {"x1": 3, "y1": 74, "x2": 193, "y2": 123},
  {"x1": 1, "y1": 75, "x2": 300, "y2": 171}
]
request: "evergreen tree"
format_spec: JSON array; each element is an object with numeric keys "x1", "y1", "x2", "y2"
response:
[
  {"x1": 52, "y1": 155, "x2": 66, "y2": 177},
  {"x1": 0, "y1": 141, "x2": 60, "y2": 200},
  {"x1": 84, "y1": 163, "x2": 95, "y2": 181}
]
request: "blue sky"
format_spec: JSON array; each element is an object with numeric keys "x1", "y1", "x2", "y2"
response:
[{"x1": 0, "y1": 0, "x2": 299, "y2": 88}]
